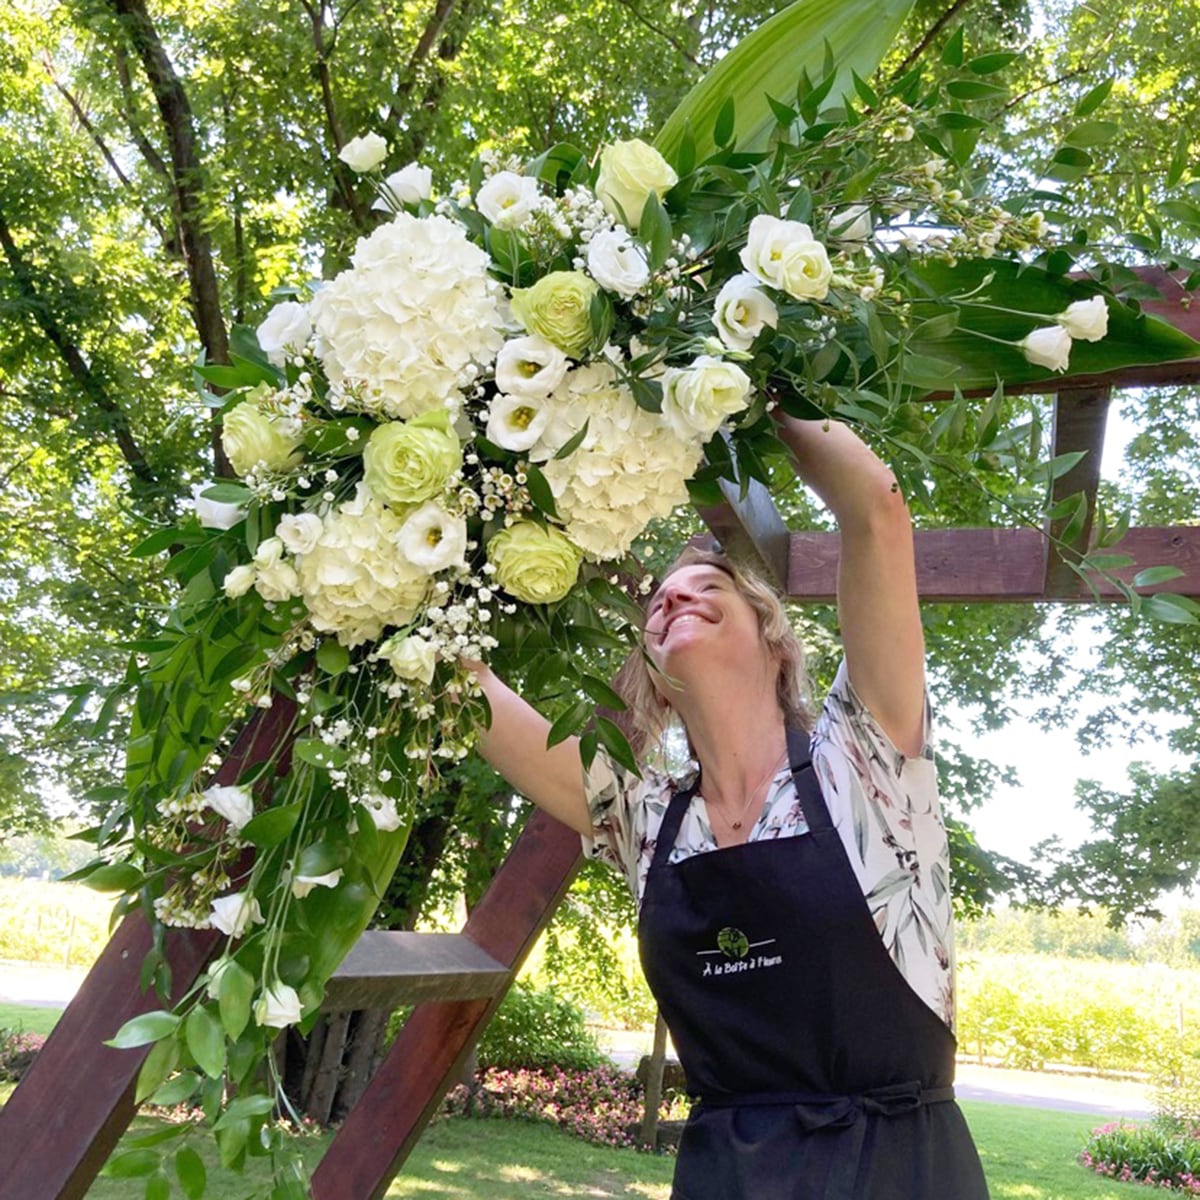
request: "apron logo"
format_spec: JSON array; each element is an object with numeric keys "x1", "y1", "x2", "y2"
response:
[{"x1": 697, "y1": 927, "x2": 783, "y2": 977}]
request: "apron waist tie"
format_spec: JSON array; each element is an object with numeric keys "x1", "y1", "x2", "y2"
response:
[
  {"x1": 692, "y1": 1082, "x2": 955, "y2": 1200},
  {"x1": 697, "y1": 1079, "x2": 955, "y2": 1116}
]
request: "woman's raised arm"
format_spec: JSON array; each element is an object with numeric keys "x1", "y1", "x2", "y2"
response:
[
  {"x1": 773, "y1": 416, "x2": 926, "y2": 757},
  {"x1": 465, "y1": 662, "x2": 595, "y2": 836}
]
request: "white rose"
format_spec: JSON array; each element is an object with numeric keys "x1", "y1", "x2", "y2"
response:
[
  {"x1": 360, "y1": 792, "x2": 403, "y2": 832},
  {"x1": 290, "y1": 869, "x2": 343, "y2": 899},
  {"x1": 1019, "y1": 325, "x2": 1072, "y2": 372},
  {"x1": 395, "y1": 502, "x2": 468, "y2": 573},
  {"x1": 254, "y1": 982, "x2": 303, "y2": 1029},
  {"x1": 740, "y1": 214, "x2": 833, "y2": 301},
  {"x1": 1056, "y1": 296, "x2": 1108, "y2": 342},
  {"x1": 494, "y1": 336, "x2": 568, "y2": 398},
  {"x1": 253, "y1": 537, "x2": 285, "y2": 567},
  {"x1": 201, "y1": 784, "x2": 254, "y2": 831},
  {"x1": 276, "y1": 512, "x2": 323, "y2": 556},
  {"x1": 663, "y1": 356, "x2": 753, "y2": 440},
  {"x1": 829, "y1": 204, "x2": 873, "y2": 245},
  {"x1": 373, "y1": 162, "x2": 433, "y2": 210},
  {"x1": 338, "y1": 132, "x2": 387, "y2": 173},
  {"x1": 475, "y1": 171, "x2": 542, "y2": 230},
  {"x1": 585, "y1": 228, "x2": 651, "y2": 299},
  {"x1": 595, "y1": 139, "x2": 678, "y2": 231},
  {"x1": 256, "y1": 301, "x2": 312, "y2": 366},
  {"x1": 221, "y1": 401, "x2": 303, "y2": 477},
  {"x1": 192, "y1": 483, "x2": 244, "y2": 531},
  {"x1": 223, "y1": 564, "x2": 257, "y2": 599},
  {"x1": 380, "y1": 633, "x2": 437, "y2": 685},
  {"x1": 712, "y1": 273, "x2": 778, "y2": 351},
  {"x1": 209, "y1": 892, "x2": 264, "y2": 937},
  {"x1": 486, "y1": 394, "x2": 551, "y2": 453},
  {"x1": 254, "y1": 558, "x2": 300, "y2": 603}
]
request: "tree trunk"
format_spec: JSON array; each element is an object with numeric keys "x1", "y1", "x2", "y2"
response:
[
  {"x1": 334, "y1": 1009, "x2": 391, "y2": 1120},
  {"x1": 639, "y1": 1008, "x2": 669, "y2": 1150},
  {"x1": 304, "y1": 1010, "x2": 351, "y2": 1126}
]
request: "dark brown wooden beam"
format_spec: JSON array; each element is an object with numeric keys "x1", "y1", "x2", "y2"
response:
[
  {"x1": 696, "y1": 473, "x2": 791, "y2": 589},
  {"x1": 0, "y1": 701, "x2": 294, "y2": 1200},
  {"x1": 322, "y1": 931, "x2": 510, "y2": 1011},
  {"x1": 786, "y1": 526, "x2": 1200, "y2": 602},
  {"x1": 1043, "y1": 386, "x2": 1113, "y2": 596},
  {"x1": 312, "y1": 810, "x2": 583, "y2": 1200}
]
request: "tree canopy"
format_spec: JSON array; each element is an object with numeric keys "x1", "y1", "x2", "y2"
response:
[{"x1": 0, "y1": 0, "x2": 1196, "y2": 922}]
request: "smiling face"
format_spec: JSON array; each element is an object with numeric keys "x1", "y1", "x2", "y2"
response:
[{"x1": 644, "y1": 562, "x2": 770, "y2": 685}]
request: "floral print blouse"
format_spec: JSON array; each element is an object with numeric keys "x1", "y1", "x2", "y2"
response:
[{"x1": 581, "y1": 660, "x2": 957, "y2": 1030}]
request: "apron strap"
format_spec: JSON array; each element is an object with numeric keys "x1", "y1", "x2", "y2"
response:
[{"x1": 651, "y1": 727, "x2": 831, "y2": 870}]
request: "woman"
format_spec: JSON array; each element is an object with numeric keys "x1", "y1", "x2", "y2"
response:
[{"x1": 468, "y1": 415, "x2": 989, "y2": 1199}]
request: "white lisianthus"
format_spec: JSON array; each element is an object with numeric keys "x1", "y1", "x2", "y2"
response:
[
  {"x1": 192, "y1": 483, "x2": 245, "y2": 530},
  {"x1": 494, "y1": 335, "x2": 568, "y2": 398},
  {"x1": 585, "y1": 228, "x2": 651, "y2": 299},
  {"x1": 662, "y1": 356, "x2": 753, "y2": 441},
  {"x1": 251, "y1": 537, "x2": 299, "y2": 602},
  {"x1": 373, "y1": 162, "x2": 433, "y2": 210},
  {"x1": 712, "y1": 273, "x2": 778, "y2": 351},
  {"x1": 204, "y1": 957, "x2": 236, "y2": 1001},
  {"x1": 380, "y1": 633, "x2": 437, "y2": 685},
  {"x1": 595, "y1": 139, "x2": 678, "y2": 231},
  {"x1": 396, "y1": 502, "x2": 468, "y2": 572},
  {"x1": 311, "y1": 212, "x2": 504, "y2": 419},
  {"x1": 201, "y1": 784, "x2": 254, "y2": 831},
  {"x1": 223, "y1": 564, "x2": 257, "y2": 599},
  {"x1": 254, "y1": 982, "x2": 303, "y2": 1029},
  {"x1": 475, "y1": 171, "x2": 542, "y2": 230},
  {"x1": 1056, "y1": 296, "x2": 1108, "y2": 342},
  {"x1": 740, "y1": 214, "x2": 833, "y2": 301},
  {"x1": 290, "y1": 869, "x2": 343, "y2": 899},
  {"x1": 829, "y1": 204, "x2": 873, "y2": 245},
  {"x1": 256, "y1": 301, "x2": 312, "y2": 366},
  {"x1": 486, "y1": 393, "x2": 551, "y2": 453},
  {"x1": 338, "y1": 132, "x2": 387, "y2": 173},
  {"x1": 1019, "y1": 325, "x2": 1072, "y2": 372},
  {"x1": 294, "y1": 485, "x2": 429, "y2": 646},
  {"x1": 209, "y1": 892, "x2": 264, "y2": 937},
  {"x1": 360, "y1": 792, "x2": 404, "y2": 832},
  {"x1": 276, "y1": 512, "x2": 324, "y2": 556}
]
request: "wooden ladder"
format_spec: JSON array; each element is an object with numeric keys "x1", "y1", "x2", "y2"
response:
[{"x1": 0, "y1": 707, "x2": 584, "y2": 1200}]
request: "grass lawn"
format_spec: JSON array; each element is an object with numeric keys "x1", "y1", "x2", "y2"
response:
[
  {"x1": 0, "y1": 1084, "x2": 1145, "y2": 1199},
  {"x1": 0, "y1": 1002, "x2": 62, "y2": 1037}
]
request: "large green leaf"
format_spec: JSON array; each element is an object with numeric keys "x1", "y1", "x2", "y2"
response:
[
  {"x1": 902, "y1": 258, "x2": 1200, "y2": 394},
  {"x1": 654, "y1": 0, "x2": 915, "y2": 163}
]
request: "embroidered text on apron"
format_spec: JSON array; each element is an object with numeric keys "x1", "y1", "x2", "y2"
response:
[{"x1": 638, "y1": 729, "x2": 989, "y2": 1200}]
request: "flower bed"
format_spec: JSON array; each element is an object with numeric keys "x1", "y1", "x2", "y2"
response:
[{"x1": 1080, "y1": 1120, "x2": 1200, "y2": 1194}]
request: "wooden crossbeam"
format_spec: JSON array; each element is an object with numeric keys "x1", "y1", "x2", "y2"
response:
[
  {"x1": 786, "y1": 525, "x2": 1200, "y2": 602},
  {"x1": 311, "y1": 810, "x2": 583, "y2": 1200},
  {"x1": 696, "y1": 474, "x2": 791, "y2": 589},
  {"x1": 322, "y1": 932, "x2": 510, "y2": 1010}
]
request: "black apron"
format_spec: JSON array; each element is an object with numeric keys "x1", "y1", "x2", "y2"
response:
[{"x1": 637, "y1": 729, "x2": 989, "y2": 1200}]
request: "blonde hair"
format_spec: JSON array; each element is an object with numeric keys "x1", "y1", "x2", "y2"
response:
[{"x1": 615, "y1": 546, "x2": 816, "y2": 760}]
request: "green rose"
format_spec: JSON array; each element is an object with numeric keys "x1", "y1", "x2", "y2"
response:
[
  {"x1": 363, "y1": 410, "x2": 460, "y2": 507},
  {"x1": 221, "y1": 395, "x2": 303, "y2": 477},
  {"x1": 595, "y1": 138, "x2": 678, "y2": 231},
  {"x1": 509, "y1": 272, "x2": 599, "y2": 358},
  {"x1": 487, "y1": 521, "x2": 582, "y2": 605}
]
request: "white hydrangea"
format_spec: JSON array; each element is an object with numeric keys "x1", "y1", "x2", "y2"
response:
[
  {"x1": 310, "y1": 212, "x2": 505, "y2": 419},
  {"x1": 294, "y1": 484, "x2": 430, "y2": 647},
  {"x1": 532, "y1": 359, "x2": 702, "y2": 559}
]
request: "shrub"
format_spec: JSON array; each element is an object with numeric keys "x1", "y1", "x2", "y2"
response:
[
  {"x1": 0, "y1": 1028, "x2": 46, "y2": 1082},
  {"x1": 475, "y1": 981, "x2": 603, "y2": 1072},
  {"x1": 443, "y1": 1063, "x2": 664, "y2": 1150},
  {"x1": 1080, "y1": 1120, "x2": 1200, "y2": 1193}
]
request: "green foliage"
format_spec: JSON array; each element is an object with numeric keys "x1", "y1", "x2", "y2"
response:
[
  {"x1": 957, "y1": 905, "x2": 1138, "y2": 960},
  {"x1": 1079, "y1": 1119, "x2": 1200, "y2": 1191},
  {"x1": 474, "y1": 981, "x2": 604, "y2": 1073}
]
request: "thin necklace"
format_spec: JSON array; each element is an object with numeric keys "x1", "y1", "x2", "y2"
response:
[{"x1": 708, "y1": 749, "x2": 788, "y2": 831}]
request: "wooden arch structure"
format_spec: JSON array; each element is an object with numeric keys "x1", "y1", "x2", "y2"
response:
[{"x1": 2, "y1": 268, "x2": 1198, "y2": 1200}]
